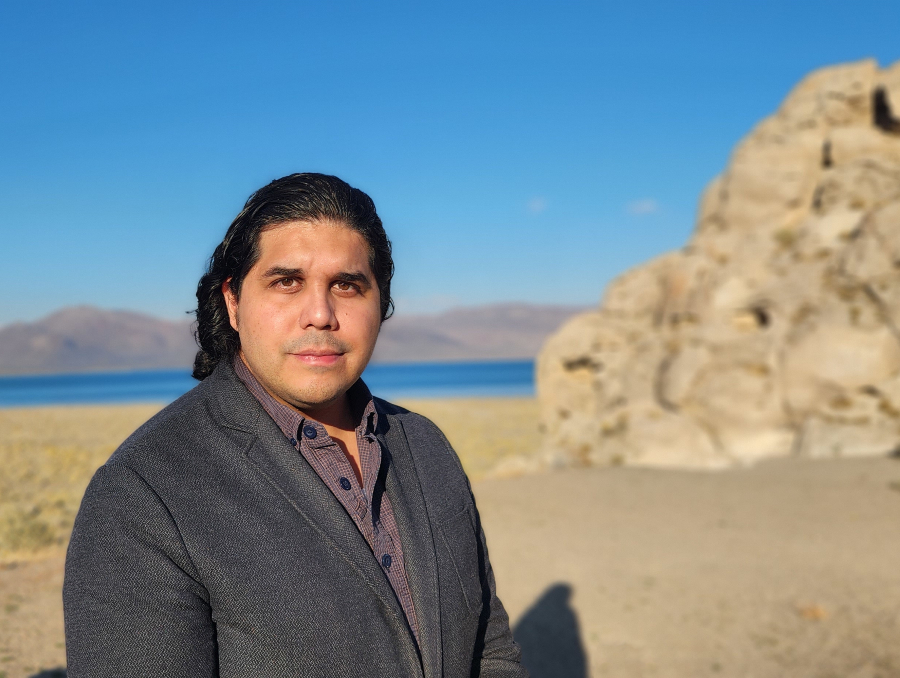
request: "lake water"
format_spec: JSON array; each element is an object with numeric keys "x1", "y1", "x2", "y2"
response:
[{"x1": 0, "y1": 360, "x2": 535, "y2": 407}]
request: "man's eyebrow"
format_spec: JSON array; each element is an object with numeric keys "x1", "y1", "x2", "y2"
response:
[
  {"x1": 260, "y1": 266, "x2": 372, "y2": 287},
  {"x1": 334, "y1": 271, "x2": 372, "y2": 287},
  {"x1": 261, "y1": 266, "x2": 304, "y2": 278}
]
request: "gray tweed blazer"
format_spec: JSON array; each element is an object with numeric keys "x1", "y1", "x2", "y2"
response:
[{"x1": 63, "y1": 362, "x2": 528, "y2": 678}]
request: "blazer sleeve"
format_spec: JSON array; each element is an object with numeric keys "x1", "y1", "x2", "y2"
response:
[
  {"x1": 403, "y1": 410, "x2": 529, "y2": 678},
  {"x1": 469, "y1": 479, "x2": 531, "y2": 678},
  {"x1": 63, "y1": 462, "x2": 217, "y2": 677}
]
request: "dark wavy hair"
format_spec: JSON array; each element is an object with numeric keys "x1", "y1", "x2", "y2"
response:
[{"x1": 192, "y1": 173, "x2": 394, "y2": 380}]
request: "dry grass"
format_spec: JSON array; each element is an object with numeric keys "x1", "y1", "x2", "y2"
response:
[
  {"x1": 396, "y1": 397, "x2": 542, "y2": 480},
  {"x1": 0, "y1": 404, "x2": 163, "y2": 562},
  {"x1": 0, "y1": 398, "x2": 540, "y2": 561},
  {"x1": 0, "y1": 397, "x2": 538, "y2": 676}
]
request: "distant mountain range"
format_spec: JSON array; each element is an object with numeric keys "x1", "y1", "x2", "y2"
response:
[
  {"x1": 0, "y1": 303, "x2": 586, "y2": 376},
  {"x1": 371, "y1": 304, "x2": 585, "y2": 363}
]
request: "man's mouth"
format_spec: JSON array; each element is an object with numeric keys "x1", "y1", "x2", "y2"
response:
[{"x1": 291, "y1": 350, "x2": 345, "y2": 366}]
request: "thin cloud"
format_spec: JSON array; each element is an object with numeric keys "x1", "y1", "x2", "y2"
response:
[
  {"x1": 527, "y1": 197, "x2": 548, "y2": 214},
  {"x1": 626, "y1": 198, "x2": 659, "y2": 215}
]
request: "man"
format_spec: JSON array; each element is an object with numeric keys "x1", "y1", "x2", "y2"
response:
[{"x1": 63, "y1": 173, "x2": 528, "y2": 678}]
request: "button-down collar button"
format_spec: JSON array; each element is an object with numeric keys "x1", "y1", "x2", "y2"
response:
[
  {"x1": 381, "y1": 553, "x2": 392, "y2": 569},
  {"x1": 289, "y1": 438, "x2": 297, "y2": 446},
  {"x1": 339, "y1": 477, "x2": 352, "y2": 491},
  {"x1": 303, "y1": 425, "x2": 317, "y2": 439}
]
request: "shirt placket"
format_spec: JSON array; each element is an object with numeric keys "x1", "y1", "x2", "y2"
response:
[
  {"x1": 358, "y1": 428, "x2": 393, "y2": 567},
  {"x1": 357, "y1": 428, "x2": 417, "y2": 640},
  {"x1": 299, "y1": 420, "x2": 375, "y2": 545}
]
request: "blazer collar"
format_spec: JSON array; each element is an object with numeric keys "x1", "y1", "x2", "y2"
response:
[{"x1": 201, "y1": 360, "x2": 262, "y2": 434}]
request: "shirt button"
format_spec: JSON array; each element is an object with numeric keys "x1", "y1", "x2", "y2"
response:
[
  {"x1": 339, "y1": 477, "x2": 352, "y2": 491},
  {"x1": 303, "y1": 425, "x2": 317, "y2": 439},
  {"x1": 382, "y1": 554, "x2": 392, "y2": 569},
  {"x1": 289, "y1": 438, "x2": 297, "y2": 446}
]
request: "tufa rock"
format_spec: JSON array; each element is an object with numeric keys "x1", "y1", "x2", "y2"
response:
[{"x1": 538, "y1": 59, "x2": 900, "y2": 468}]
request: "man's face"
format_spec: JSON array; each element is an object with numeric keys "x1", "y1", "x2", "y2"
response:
[{"x1": 223, "y1": 219, "x2": 381, "y2": 413}]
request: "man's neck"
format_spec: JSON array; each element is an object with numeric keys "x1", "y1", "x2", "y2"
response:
[
  {"x1": 300, "y1": 394, "x2": 356, "y2": 433},
  {"x1": 309, "y1": 395, "x2": 364, "y2": 485}
]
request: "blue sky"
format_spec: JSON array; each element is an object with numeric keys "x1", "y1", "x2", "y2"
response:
[{"x1": 2, "y1": 1, "x2": 899, "y2": 324}]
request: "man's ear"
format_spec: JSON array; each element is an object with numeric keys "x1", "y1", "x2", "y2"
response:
[{"x1": 222, "y1": 279, "x2": 240, "y2": 333}]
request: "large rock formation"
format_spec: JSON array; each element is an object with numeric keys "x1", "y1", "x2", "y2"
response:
[{"x1": 538, "y1": 59, "x2": 900, "y2": 468}]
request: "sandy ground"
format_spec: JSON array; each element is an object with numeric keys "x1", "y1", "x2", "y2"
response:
[
  {"x1": 479, "y1": 457, "x2": 900, "y2": 678},
  {"x1": 2, "y1": 401, "x2": 900, "y2": 677}
]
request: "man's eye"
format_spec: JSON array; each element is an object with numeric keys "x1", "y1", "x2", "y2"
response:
[
  {"x1": 334, "y1": 281, "x2": 357, "y2": 293},
  {"x1": 276, "y1": 278, "x2": 297, "y2": 288}
]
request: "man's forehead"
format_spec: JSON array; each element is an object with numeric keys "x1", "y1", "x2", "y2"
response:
[
  {"x1": 256, "y1": 220, "x2": 372, "y2": 266},
  {"x1": 260, "y1": 218, "x2": 355, "y2": 239}
]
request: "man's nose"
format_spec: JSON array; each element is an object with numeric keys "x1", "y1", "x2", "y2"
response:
[{"x1": 299, "y1": 285, "x2": 338, "y2": 330}]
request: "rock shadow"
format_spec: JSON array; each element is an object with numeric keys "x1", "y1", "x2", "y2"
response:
[
  {"x1": 874, "y1": 87, "x2": 900, "y2": 134},
  {"x1": 513, "y1": 582, "x2": 587, "y2": 678},
  {"x1": 28, "y1": 670, "x2": 66, "y2": 678}
]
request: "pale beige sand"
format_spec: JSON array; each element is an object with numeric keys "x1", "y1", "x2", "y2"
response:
[
  {"x1": 2, "y1": 401, "x2": 900, "y2": 677},
  {"x1": 477, "y1": 457, "x2": 900, "y2": 678}
]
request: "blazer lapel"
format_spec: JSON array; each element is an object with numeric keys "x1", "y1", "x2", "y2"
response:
[
  {"x1": 208, "y1": 364, "x2": 421, "y2": 673},
  {"x1": 246, "y1": 417, "x2": 418, "y2": 635},
  {"x1": 379, "y1": 412, "x2": 443, "y2": 678}
]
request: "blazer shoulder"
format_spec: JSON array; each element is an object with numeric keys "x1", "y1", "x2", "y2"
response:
[
  {"x1": 108, "y1": 372, "x2": 255, "y2": 477},
  {"x1": 375, "y1": 397, "x2": 457, "y2": 463},
  {"x1": 371, "y1": 396, "x2": 409, "y2": 417},
  {"x1": 110, "y1": 383, "x2": 201, "y2": 457},
  {"x1": 375, "y1": 397, "x2": 473, "y2": 506}
]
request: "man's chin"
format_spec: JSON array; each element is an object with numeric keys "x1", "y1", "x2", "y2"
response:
[{"x1": 279, "y1": 379, "x2": 354, "y2": 412}]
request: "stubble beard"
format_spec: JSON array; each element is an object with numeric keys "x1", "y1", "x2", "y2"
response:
[{"x1": 277, "y1": 333, "x2": 375, "y2": 413}]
